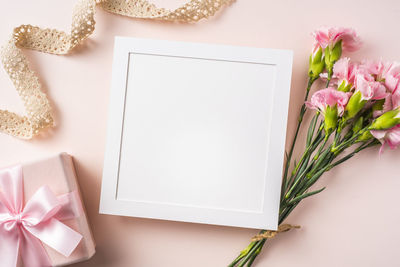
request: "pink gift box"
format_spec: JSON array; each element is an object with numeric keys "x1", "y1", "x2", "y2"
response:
[{"x1": 2, "y1": 153, "x2": 95, "y2": 267}]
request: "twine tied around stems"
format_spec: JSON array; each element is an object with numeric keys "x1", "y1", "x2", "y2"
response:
[{"x1": 251, "y1": 224, "x2": 300, "y2": 242}]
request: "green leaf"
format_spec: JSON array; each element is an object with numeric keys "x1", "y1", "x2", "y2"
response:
[
  {"x1": 307, "y1": 114, "x2": 318, "y2": 146},
  {"x1": 288, "y1": 187, "x2": 326, "y2": 205}
]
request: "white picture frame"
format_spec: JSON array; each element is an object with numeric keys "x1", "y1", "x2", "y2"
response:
[{"x1": 100, "y1": 37, "x2": 293, "y2": 230}]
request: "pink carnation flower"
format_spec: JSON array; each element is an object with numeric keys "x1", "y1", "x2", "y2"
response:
[
  {"x1": 306, "y1": 88, "x2": 350, "y2": 116},
  {"x1": 355, "y1": 70, "x2": 387, "y2": 101},
  {"x1": 370, "y1": 125, "x2": 400, "y2": 154},
  {"x1": 357, "y1": 60, "x2": 400, "y2": 117},
  {"x1": 392, "y1": 87, "x2": 400, "y2": 109},
  {"x1": 332, "y1": 57, "x2": 358, "y2": 89},
  {"x1": 362, "y1": 60, "x2": 390, "y2": 80},
  {"x1": 370, "y1": 87, "x2": 400, "y2": 118},
  {"x1": 384, "y1": 62, "x2": 400, "y2": 93},
  {"x1": 361, "y1": 60, "x2": 400, "y2": 92},
  {"x1": 312, "y1": 27, "x2": 362, "y2": 52},
  {"x1": 370, "y1": 91, "x2": 400, "y2": 154}
]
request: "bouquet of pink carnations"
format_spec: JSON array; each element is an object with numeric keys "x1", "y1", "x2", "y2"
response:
[{"x1": 229, "y1": 27, "x2": 400, "y2": 266}]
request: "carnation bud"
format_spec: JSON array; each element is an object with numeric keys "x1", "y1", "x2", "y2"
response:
[
  {"x1": 308, "y1": 47, "x2": 325, "y2": 80},
  {"x1": 324, "y1": 105, "x2": 338, "y2": 134},
  {"x1": 330, "y1": 41, "x2": 343, "y2": 63},
  {"x1": 369, "y1": 108, "x2": 400, "y2": 130},
  {"x1": 337, "y1": 80, "x2": 352, "y2": 92},
  {"x1": 325, "y1": 40, "x2": 343, "y2": 78},
  {"x1": 344, "y1": 91, "x2": 366, "y2": 120}
]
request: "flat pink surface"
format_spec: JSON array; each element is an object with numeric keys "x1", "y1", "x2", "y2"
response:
[{"x1": 0, "y1": 1, "x2": 399, "y2": 266}]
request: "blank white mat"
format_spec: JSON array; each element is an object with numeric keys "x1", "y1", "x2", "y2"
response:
[{"x1": 117, "y1": 53, "x2": 275, "y2": 212}]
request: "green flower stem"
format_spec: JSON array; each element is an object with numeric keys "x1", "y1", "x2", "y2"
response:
[
  {"x1": 282, "y1": 78, "x2": 315, "y2": 198},
  {"x1": 284, "y1": 127, "x2": 370, "y2": 215},
  {"x1": 306, "y1": 113, "x2": 320, "y2": 146},
  {"x1": 286, "y1": 121, "x2": 324, "y2": 186},
  {"x1": 326, "y1": 79, "x2": 331, "y2": 87},
  {"x1": 279, "y1": 200, "x2": 300, "y2": 224},
  {"x1": 290, "y1": 117, "x2": 322, "y2": 179},
  {"x1": 331, "y1": 126, "x2": 369, "y2": 153},
  {"x1": 288, "y1": 160, "x2": 333, "y2": 207},
  {"x1": 300, "y1": 164, "x2": 331, "y2": 196},
  {"x1": 228, "y1": 77, "x2": 377, "y2": 267},
  {"x1": 230, "y1": 133, "x2": 369, "y2": 267},
  {"x1": 313, "y1": 133, "x2": 330, "y2": 160},
  {"x1": 247, "y1": 139, "x2": 334, "y2": 267},
  {"x1": 285, "y1": 126, "x2": 324, "y2": 199},
  {"x1": 228, "y1": 242, "x2": 257, "y2": 267},
  {"x1": 236, "y1": 240, "x2": 265, "y2": 267},
  {"x1": 285, "y1": 152, "x2": 313, "y2": 199},
  {"x1": 327, "y1": 140, "x2": 379, "y2": 170},
  {"x1": 287, "y1": 187, "x2": 325, "y2": 205},
  {"x1": 294, "y1": 141, "x2": 376, "y2": 201},
  {"x1": 246, "y1": 244, "x2": 262, "y2": 267},
  {"x1": 246, "y1": 254, "x2": 258, "y2": 267},
  {"x1": 304, "y1": 143, "x2": 331, "y2": 178},
  {"x1": 333, "y1": 119, "x2": 347, "y2": 147}
]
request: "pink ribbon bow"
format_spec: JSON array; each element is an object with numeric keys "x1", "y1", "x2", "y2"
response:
[{"x1": 0, "y1": 165, "x2": 83, "y2": 267}]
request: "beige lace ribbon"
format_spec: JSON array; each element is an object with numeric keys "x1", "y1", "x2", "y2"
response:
[
  {"x1": 251, "y1": 224, "x2": 301, "y2": 242},
  {"x1": 0, "y1": 0, "x2": 233, "y2": 139}
]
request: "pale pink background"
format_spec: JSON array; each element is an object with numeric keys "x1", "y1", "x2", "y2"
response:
[{"x1": 0, "y1": 1, "x2": 399, "y2": 266}]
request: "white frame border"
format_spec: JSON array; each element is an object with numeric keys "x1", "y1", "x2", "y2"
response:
[{"x1": 100, "y1": 37, "x2": 293, "y2": 230}]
